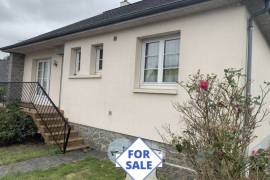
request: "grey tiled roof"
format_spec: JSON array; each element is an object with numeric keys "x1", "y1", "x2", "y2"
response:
[{"x1": 1, "y1": 0, "x2": 208, "y2": 50}]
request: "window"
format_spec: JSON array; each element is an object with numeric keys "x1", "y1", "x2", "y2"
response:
[
  {"x1": 96, "y1": 46, "x2": 103, "y2": 72},
  {"x1": 73, "y1": 48, "x2": 81, "y2": 75},
  {"x1": 90, "y1": 44, "x2": 104, "y2": 75},
  {"x1": 142, "y1": 36, "x2": 180, "y2": 84}
]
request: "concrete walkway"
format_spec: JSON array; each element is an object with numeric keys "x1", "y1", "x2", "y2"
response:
[{"x1": 0, "y1": 149, "x2": 106, "y2": 177}]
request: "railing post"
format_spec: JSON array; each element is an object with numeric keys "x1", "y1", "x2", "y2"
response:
[{"x1": 63, "y1": 125, "x2": 71, "y2": 153}]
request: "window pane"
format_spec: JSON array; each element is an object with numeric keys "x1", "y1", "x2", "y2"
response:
[
  {"x1": 43, "y1": 79, "x2": 48, "y2": 92},
  {"x1": 75, "y1": 49, "x2": 81, "y2": 72},
  {"x1": 37, "y1": 79, "x2": 43, "y2": 87},
  {"x1": 145, "y1": 56, "x2": 159, "y2": 69},
  {"x1": 100, "y1": 49, "x2": 103, "y2": 59},
  {"x1": 99, "y1": 60, "x2": 103, "y2": 70},
  {"x1": 43, "y1": 62, "x2": 49, "y2": 79},
  {"x1": 165, "y1": 39, "x2": 179, "y2": 55},
  {"x1": 146, "y1": 42, "x2": 159, "y2": 56},
  {"x1": 164, "y1": 54, "x2": 179, "y2": 68},
  {"x1": 96, "y1": 47, "x2": 103, "y2": 71},
  {"x1": 38, "y1": 62, "x2": 43, "y2": 71},
  {"x1": 38, "y1": 69, "x2": 43, "y2": 80},
  {"x1": 163, "y1": 69, "x2": 178, "y2": 82},
  {"x1": 144, "y1": 69, "x2": 158, "y2": 82},
  {"x1": 164, "y1": 39, "x2": 179, "y2": 82},
  {"x1": 37, "y1": 86, "x2": 42, "y2": 96}
]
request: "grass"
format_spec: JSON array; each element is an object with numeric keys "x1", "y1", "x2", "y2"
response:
[
  {"x1": 0, "y1": 144, "x2": 59, "y2": 166},
  {"x1": 2, "y1": 156, "x2": 126, "y2": 180}
]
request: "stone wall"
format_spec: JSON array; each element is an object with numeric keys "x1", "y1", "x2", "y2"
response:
[
  {"x1": 0, "y1": 59, "x2": 9, "y2": 82},
  {"x1": 71, "y1": 122, "x2": 196, "y2": 180},
  {"x1": 0, "y1": 54, "x2": 25, "y2": 83},
  {"x1": 8, "y1": 53, "x2": 25, "y2": 82},
  {"x1": 1, "y1": 53, "x2": 25, "y2": 103}
]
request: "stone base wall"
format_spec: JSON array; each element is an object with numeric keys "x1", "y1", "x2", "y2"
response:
[{"x1": 71, "y1": 122, "x2": 196, "y2": 180}]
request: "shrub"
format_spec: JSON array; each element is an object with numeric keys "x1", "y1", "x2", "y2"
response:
[
  {"x1": 168, "y1": 69, "x2": 270, "y2": 180},
  {"x1": 0, "y1": 104, "x2": 37, "y2": 146},
  {"x1": 249, "y1": 148, "x2": 270, "y2": 179}
]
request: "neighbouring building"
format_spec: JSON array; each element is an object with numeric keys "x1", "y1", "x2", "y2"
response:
[
  {"x1": 1, "y1": 0, "x2": 270, "y2": 178},
  {"x1": 0, "y1": 58, "x2": 9, "y2": 82}
]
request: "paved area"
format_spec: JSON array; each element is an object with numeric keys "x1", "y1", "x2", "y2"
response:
[{"x1": 0, "y1": 149, "x2": 106, "y2": 177}]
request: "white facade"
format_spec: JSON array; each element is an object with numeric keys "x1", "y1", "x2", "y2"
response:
[{"x1": 21, "y1": 5, "x2": 270, "y2": 147}]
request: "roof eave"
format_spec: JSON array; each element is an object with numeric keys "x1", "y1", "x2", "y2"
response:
[
  {"x1": 1, "y1": 0, "x2": 247, "y2": 53},
  {"x1": 0, "y1": 0, "x2": 212, "y2": 52}
]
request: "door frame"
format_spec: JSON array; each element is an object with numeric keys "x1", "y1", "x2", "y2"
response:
[{"x1": 36, "y1": 58, "x2": 52, "y2": 95}]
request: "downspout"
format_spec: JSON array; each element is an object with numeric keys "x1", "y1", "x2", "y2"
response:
[
  {"x1": 59, "y1": 54, "x2": 64, "y2": 108},
  {"x1": 246, "y1": 0, "x2": 270, "y2": 98},
  {"x1": 245, "y1": 0, "x2": 270, "y2": 160}
]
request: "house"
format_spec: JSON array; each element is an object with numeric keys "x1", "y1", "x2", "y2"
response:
[{"x1": 1, "y1": 0, "x2": 270, "y2": 172}]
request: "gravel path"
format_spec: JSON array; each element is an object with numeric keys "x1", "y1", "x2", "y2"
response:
[{"x1": 0, "y1": 149, "x2": 106, "y2": 177}]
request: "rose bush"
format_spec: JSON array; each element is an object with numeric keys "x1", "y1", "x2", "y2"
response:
[
  {"x1": 249, "y1": 148, "x2": 270, "y2": 179},
  {"x1": 168, "y1": 69, "x2": 270, "y2": 180}
]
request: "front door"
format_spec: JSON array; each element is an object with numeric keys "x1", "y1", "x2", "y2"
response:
[{"x1": 36, "y1": 59, "x2": 51, "y2": 96}]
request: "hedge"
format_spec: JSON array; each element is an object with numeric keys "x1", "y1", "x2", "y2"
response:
[{"x1": 0, "y1": 104, "x2": 37, "y2": 146}]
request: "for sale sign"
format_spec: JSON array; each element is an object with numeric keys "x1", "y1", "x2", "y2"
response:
[{"x1": 116, "y1": 138, "x2": 162, "y2": 180}]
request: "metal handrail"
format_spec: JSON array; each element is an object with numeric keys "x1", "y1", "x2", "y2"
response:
[{"x1": 0, "y1": 82, "x2": 71, "y2": 153}]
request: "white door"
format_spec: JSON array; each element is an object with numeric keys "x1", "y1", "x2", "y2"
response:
[{"x1": 36, "y1": 59, "x2": 51, "y2": 97}]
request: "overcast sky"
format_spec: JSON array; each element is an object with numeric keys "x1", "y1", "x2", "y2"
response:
[{"x1": 0, "y1": 0, "x2": 140, "y2": 59}]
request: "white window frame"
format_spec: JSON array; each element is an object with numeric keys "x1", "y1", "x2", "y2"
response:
[
  {"x1": 95, "y1": 46, "x2": 103, "y2": 73},
  {"x1": 74, "y1": 48, "x2": 81, "y2": 75},
  {"x1": 140, "y1": 35, "x2": 180, "y2": 88}
]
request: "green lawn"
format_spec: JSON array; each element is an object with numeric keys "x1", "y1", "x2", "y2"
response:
[
  {"x1": 2, "y1": 156, "x2": 126, "y2": 180},
  {"x1": 0, "y1": 144, "x2": 58, "y2": 166}
]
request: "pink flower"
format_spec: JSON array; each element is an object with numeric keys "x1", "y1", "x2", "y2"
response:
[
  {"x1": 252, "y1": 149, "x2": 257, "y2": 156},
  {"x1": 199, "y1": 80, "x2": 209, "y2": 90}
]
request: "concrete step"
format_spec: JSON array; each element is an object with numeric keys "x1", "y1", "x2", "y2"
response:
[
  {"x1": 20, "y1": 106, "x2": 64, "y2": 114},
  {"x1": 21, "y1": 107, "x2": 64, "y2": 118},
  {"x1": 36, "y1": 112, "x2": 64, "y2": 119},
  {"x1": 35, "y1": 118, "x2": 68, "y2": 126},
  {"x1": 49, "y1": 137, "x2": 84, "y2": 147},
  {"x1": 39, "y1": 124, "x2": 74, "y2": 133},
  {"x1": 66, "y1": 144, "x2": 89, "y2": 152},
  {"x1": 44, "y1": 130, "x2": 78, "y2": 141}
]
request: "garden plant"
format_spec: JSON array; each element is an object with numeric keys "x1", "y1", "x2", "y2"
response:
[
  {"x1": 0, "y1": 104, "x2": 37, "y2": 146},
  {"x1": 168, "y1": 69, "x2": 270, "y2": 180}
]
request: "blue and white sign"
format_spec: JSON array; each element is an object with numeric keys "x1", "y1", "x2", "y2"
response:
[{"x1": 116, "y1": 138, "x2": 162, "y2": 180}]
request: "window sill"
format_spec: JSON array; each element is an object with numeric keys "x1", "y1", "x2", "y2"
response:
[
  {"x1": 69, "y1": 74, "x2": 102, "y2": 79},
  {"x1": 133, "y1": 88, "x2": 177, "y2": 95}
]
